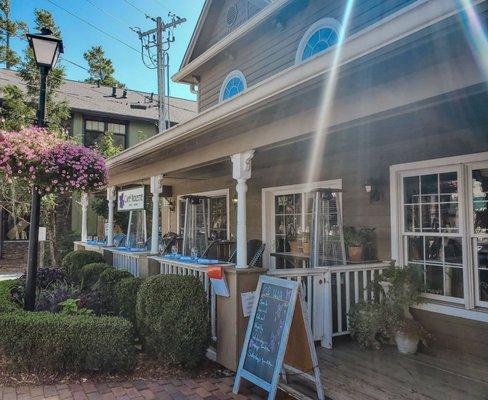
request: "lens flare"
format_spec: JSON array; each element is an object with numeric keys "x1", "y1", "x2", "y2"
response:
[
  {"x1": 457, "y1": 0, "x2": 488, "y2": 82},
  {"x1": 306, "y1": 0, "x2": 356, "y2": 188}
]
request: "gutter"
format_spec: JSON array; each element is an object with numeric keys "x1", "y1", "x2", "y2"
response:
[{"x1": 108, "y1": 0, "x2": 473, "y2": 169}]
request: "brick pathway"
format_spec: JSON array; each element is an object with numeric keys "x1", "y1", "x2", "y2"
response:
[{"x1": 0, "y1": 377, "x2": 264, "y2": 400}]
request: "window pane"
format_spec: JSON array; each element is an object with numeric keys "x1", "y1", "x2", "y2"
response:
[
  {"x1": 404, "y1": 176, "x2": 419, "y2": 204},
  {"x1": 108, "y1": 123, "x2": 126, "y2": 134},
  {"x1": 113, "y1": 134, "x2": 126, "y2": 149},
  {"x1": 445, "y1": 266, "x2": 463, "y2": 298},
  {"x1": 439, "y1": 172, "x2": 458, "y2": 202},
  {"x1": 407, "y1": 236, "x2": 423, "y2": 264},
  {"x1": 425, "y1": 236, "x2": 442, "y2": 263},
  {"x1": 86, "y1": 120, "x2": 104, "y2": 132},
  {"x1": 477, "y1": 238, "x2": 488, "y2": 302},
  {"x1": 472, "y1": 168, "x2": 488, "y2": 234},
  {"x1": 84, "y1": 131, "x2": 103, "y2": 147},
  {"x1": 421, "y1": 174, "x2": 438, "y2": 203},
  {"x1": 404, "y1": 204, "x2": 420, "y2": 232},
  {"x1": 425, "y1": 264, "x2": 444, "y2": 295},
  {"x1": 421, "y1": 203, "x2": 439, "y2": 232},
  {"x1": 444, "y1": 237, "x2": 463, "y2": 266},
  {"x1": 440, "y1": 203, "x2": 458, "y2": 233}
]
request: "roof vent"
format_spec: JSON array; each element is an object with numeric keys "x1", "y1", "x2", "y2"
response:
[
  {"x1": 226, "y1": 4, "x2": 238, "y2": 27},
  {"x1": 122, "y1": 89, "x2": 127, "y2": 98},
  {"x1": 111, "y1": 86, "x2": 117, "y2": 97}
]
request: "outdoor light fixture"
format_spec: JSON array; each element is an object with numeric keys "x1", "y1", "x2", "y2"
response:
[
  {"x1": 364, "y1": 179, "x2": 381, "y2": 202},
  {"x1": 24, "y1": 27, "x2": 64, "y2": 311},
  {"x1": 26, "y1": 28, "x2": 63, "y2": 70}
]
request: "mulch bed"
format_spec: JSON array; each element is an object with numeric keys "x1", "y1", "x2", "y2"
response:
[{"x1": 0, "y1": 352, "x2": 234, "y2": 387}]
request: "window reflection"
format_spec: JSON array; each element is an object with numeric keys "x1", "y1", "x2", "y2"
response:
[{"x1": 472, "y1": 168, "x2": 488, "y2": 234}]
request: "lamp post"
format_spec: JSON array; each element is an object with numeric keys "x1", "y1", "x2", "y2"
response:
[{"x1": 24, "y1": 28, "x2": 63, "y2": 311}]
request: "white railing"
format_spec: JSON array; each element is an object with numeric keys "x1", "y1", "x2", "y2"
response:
[
  {"x1": 269, "y1": 262, "x2": 390, "y2": 348},
  {"x1": 112, "y1": 251, "x2": 144, "y2": 277},
  {"x1": 153, "y1": 258, "x2": 218, "y2": 341}
]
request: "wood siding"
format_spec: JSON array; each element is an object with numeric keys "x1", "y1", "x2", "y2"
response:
[{"x1": 197, "y1": 0, "x2": 416, "y2": 111}]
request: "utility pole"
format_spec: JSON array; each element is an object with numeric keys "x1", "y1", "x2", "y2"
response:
[{"x1": 136, "y1": 14, "x2": 186, "y2": 134}]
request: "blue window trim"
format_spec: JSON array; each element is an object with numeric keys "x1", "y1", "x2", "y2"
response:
[
  {"x1": 295, "y1": 18, "x2": 342, "y2": 64},
  {"x1": 219, "y1": 70, "x2": 247, "y2": 102}
]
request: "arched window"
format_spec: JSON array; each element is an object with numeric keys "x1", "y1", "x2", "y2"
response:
[
  {"x1": 295, "y1": 18, "x2": 341, "y2": 64},
  {"x1": 219, "y1": 70, "x2": 247, "y2": 102}
]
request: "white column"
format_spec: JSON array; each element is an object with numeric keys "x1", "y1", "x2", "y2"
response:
[
  {"x1": 150, "y1": 175, "x2": 163, "y2": 254},
  {"x1": 231, "y1": 150, "x2": 255, "y2": 268},
  {"x1": 107, "y1": 186, "x2": 116, "y2": 247},
  {"x1": 81, "y1": 193, "x2": 89, "y2": 242}
]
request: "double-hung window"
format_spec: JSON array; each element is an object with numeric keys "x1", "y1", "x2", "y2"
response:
[{"x1": 84, "y1": 119, "x2": 127, "y2": 149}]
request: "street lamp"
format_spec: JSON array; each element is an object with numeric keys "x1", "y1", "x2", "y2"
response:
[{"x1": 24, "y1": 28, "x2": 63, "y2": 311}]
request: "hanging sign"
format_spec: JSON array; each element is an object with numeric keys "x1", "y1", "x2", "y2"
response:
[
  {"x1": 233, "y1": 276, "x2": 324, "y2": 400},
  {"x1": 117, "y1": 187, "x2": 145, "y2": 212},
  {"x1": 208, "y1": 266, "x2": 230, "y2": 297}
]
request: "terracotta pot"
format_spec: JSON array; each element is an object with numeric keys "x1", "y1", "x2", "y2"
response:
[
  {"x1": 302, "y1": 242, "x2": 310, "y2": 255},
  {"x1": 289, "y1": 240, "x2": 300, "y2": 253},
  {"x1": 348, "y1": 245, "x2": 363, "y2": 262},
  {"x1": 395, "y1": 331, "x2": 419, "y2": 354}
]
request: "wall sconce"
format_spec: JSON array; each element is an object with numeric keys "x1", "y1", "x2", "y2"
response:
[
  {"x1": 163, "y1": 197, "x2": 176, "y2": 212},
  {"x1": 364, "y1": 179, "x2": 381, "y2": 202},
  {"x1": 232, "y1": 193, "x2": 238, "y2": 207}
]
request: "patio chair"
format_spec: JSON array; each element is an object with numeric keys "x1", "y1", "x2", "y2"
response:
[{"x1": 113, "y1": 233, "x2": 126, "y2": 247}]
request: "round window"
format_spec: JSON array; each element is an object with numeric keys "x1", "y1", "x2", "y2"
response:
[{"x1": 226, "y1": 4, "x2": 238, "y2": 27}]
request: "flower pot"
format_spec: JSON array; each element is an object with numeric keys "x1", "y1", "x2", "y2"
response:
[
  {"x1": 395, "y1": 331, "x2": 419, "y2": 354},
  {"x1": 289, "y1": 240, "x2": 300, "y2": 253},
  {"x1": 348, "y1": 245, "x2": 363, "y2": 262}
]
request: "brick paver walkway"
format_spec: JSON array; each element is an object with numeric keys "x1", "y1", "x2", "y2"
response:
[{"x1": 0, "y1": 377, "x2": 264, "y2": 400}]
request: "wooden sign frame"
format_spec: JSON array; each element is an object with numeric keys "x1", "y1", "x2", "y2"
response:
[{"x1": 233, "y1": 275, "x2": 324, "y2": 400}]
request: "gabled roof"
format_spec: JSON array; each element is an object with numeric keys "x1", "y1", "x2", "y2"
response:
[
  {"x1": 0, "y1": 68, "x2": 197, "y2": 124},
  {"x1": 178, "y1": 0, "x2": 274, "y2": 79}
]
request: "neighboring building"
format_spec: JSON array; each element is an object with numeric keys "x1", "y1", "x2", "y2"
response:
[{"x1": 0, "y1": 68, "x2": 197, "y2": 269}]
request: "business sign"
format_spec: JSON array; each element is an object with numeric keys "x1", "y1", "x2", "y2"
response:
[{"x1": 117, "y1": 187, "x2": 145, "y2": 211}]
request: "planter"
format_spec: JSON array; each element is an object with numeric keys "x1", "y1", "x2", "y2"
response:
[
  {"x1": 289, "y1": 240, "x2": 300, "y2": 253},
  {"x1": 348, "y1": 245, "x2": 363, "y2": 262},
  {"x1": 395, "y1": 331, "x2": 419, "y2": 354}
]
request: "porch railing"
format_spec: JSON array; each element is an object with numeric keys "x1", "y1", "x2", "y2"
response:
[
  {"x1": 112, "y1": 251, "x2": 143, "y2": 277},
  {"x1": 268, "y1": 262, "x2": 390, "y2": 348},
  {"x1": 152, "y1": 258, "x2": 217, "y2": 341}
]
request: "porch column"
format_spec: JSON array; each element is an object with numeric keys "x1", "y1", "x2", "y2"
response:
[
  {"x1": 81, "y1": 193, "x2": 89, "y2": 242},
  {"x1": 150, "y1": 175, "x2": 163, "y2": 254},
  {"x1": 107, "y1": 186, "x2": 116, "y2": 247},
  {"x1": 231, "y1": 150, "x2": 255, "y2": 268}
]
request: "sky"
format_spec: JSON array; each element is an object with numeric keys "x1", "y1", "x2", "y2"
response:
[{"x1": 10, "y1": 0, "x2": 206, "y2": 100}]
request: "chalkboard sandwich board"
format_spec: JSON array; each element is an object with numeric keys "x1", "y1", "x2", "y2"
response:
[{"x1": 233, "y1": 275, "x2": 324, "y2": 400}]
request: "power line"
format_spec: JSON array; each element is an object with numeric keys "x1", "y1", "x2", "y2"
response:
[
  {"x1": 45, "y1": 0, "x2": 142, "y2": 55},
  {"x1": 121, "y1": 0, "x2": 155, "y2": 21},
  {"x1": 83, "y1": 0, "x2": 133, "y2": 27}
]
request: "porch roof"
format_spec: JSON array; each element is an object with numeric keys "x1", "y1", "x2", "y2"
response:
[{"x1": 107, "y1": 1, "x2": 486, "y2": 186}]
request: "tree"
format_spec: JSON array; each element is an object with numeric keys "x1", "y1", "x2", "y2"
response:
[
  {"x1": 0, "y1": 0, "x2": 27, "y2": 69},
  {"x1": 84, "y1": 46, "x2": 124, "y2": 88}
]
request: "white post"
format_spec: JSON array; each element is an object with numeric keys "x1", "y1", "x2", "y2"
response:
[
  {"x1": 107, "y1": 187, "x2": 116, "y2": 247},
  {"x1": 231, "y1": 150, "x2": 255, "y2": 268},
  {"x1": 81, "y1": 193, "x2": 89, "y2": 242},
  {"x1": 150, "y1": 175, "x2": 163, "y2": 254}
]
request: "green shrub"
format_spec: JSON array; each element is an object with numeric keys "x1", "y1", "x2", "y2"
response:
[
  {"x1": 348, "y1": 301, "x2": 388, "y2": 349},
  {"x1": 95, "y1": 268, "x2": 133, "y2": 312},
  {"x1": 0, "y1": 280, "x2": 21, "y2": 313},
  {"x1": 136, "y1": 275, "x2": 210, "y2": 368},
  {"x1": 61, "y1": 251, "x2": 105, "y2": 284},
  {"x1": 114, "y1": 277, "x2": 143, "y2": 327},
  {"x1": 0, "y1": 311, "x2": 135, "y2": 372},
  {"x1": 80, "y1": 263, "x2": 113, "y2": 290}
]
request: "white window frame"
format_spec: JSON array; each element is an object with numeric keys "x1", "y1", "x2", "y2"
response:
[
  {"x1": 295, "y1": 17, "x2": 342, "y2": 65},
  {"x1": 261, "y1": 179, "x2": 342, "y2": 270},
  {"x1": 176, "y1": 188, "x2": 230, "y2": 240},
  {"x1": 390, "y1": 152, "x2": 488, "y2": 316},
  {"x1": 219, "y1": 70, "x2": 247, "y2": 102}
]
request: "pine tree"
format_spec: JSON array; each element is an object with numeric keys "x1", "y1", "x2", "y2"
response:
[
  {"x1": 84, "y1": 45, "x2": 124, "y2": 88},
  {"x1": 0, "y1": 0, "x2": 27, "y2": 69}
]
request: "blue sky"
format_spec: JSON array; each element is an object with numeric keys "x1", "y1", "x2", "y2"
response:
[{"x1": 10, "y1": 0, "x2": 205, "y2": 100}]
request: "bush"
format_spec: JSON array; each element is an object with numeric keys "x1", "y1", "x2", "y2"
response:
[
  {"x1": 80, "y1": 263, "x2": 113, "y2": 290},
  {"x1": 94, "y1": 268, "x2": 133, "y2": 313},
  {"x1": 0, "y1": 280, "x2": 21, "y2": 313},
  {"x1": 35, "y1": 282, "x2": 80, "y2": 313},
  {"x1": 18, "y1": 267, "x2": 65, "y2": 289},
  {"x1": 61, "y1": 251, "x2": 105, "y2": 284},
  {"x1": 0, "y1": 311, "x2": 135, "y2": 372},
  {"x1": 136, "y1": 275, "x2": 210, "y2": 368},
  {"x1": 114, "y1": 277, "x2": 143, "y2": 326},
  {"x1": 348, "y1": 301, "x2": 388, "y2": 349}
]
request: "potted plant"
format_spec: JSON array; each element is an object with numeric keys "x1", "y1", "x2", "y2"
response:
[
  {"x1": 344, "y1": 227, "x2": 363, "y2": 261},
  {"x1": 286, "y1": 225, "x2": 299, "y2": 253}
]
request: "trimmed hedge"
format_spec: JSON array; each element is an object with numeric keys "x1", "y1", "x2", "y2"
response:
[
  {"x1": 0, "y1": 280, "x2": 20, "y2": 313},
  {"x1": 81, "y1": 263, "x2": 113, "y2": 290},
  {"x1": 136, "y1": 275, "x2": 210, "y2": 368},
  {"x1": 95, "y1": 268, "x2": 133, "y2": 312},
  {"x1": 61, "y1": 251, "x2": 105, "y2": 284},
  {"x1": 114, "y1": 277, "x2": 143, "y2": 327},
  {"x1": 0, "y1": 311, "x2": 135, "y2": 372}
]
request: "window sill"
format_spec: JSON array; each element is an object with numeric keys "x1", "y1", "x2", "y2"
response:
[{"x1": 413, "y1": 301, "x2": 488, "y2": 323}]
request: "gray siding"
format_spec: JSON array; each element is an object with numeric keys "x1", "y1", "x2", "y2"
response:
[{"x1": 197, "y1": 0, "x2": 416, "y2": 111}]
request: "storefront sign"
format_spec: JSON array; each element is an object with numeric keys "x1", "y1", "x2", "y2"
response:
[{"x1": 117, "y1": 187, "x2": 145, "y2": 211}]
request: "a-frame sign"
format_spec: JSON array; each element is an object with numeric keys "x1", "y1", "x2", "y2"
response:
[{"x1": 233, "y1": 275, "x2": 324, "y2": 400}]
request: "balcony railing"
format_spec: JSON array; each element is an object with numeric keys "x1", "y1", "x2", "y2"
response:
[
  {"x1": 269, "y1": 262, "x2": 390, "y2": 348},
  {"x1": 112, "y1": 250, "x2": 149, "y2": 277}
]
